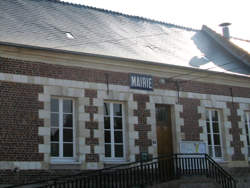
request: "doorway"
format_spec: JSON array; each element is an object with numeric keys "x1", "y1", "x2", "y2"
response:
[{"x1": 156, "y1": 104, "x2": 173, "y2": 156}]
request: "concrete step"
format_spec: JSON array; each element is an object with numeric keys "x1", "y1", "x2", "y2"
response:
[
  {"x1": 148, "y1": 176, "x2": 222, "y2": 188},
  {"x1": 234, "y1": 177, "x2": 250, "y2": 188}
]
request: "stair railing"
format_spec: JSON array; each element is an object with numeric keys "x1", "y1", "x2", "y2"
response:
[
  {"x1": 205, "y1": 154, "x2": 237, "y2": 188},
  {"x1": 174, "y1": 153, "x2": 237, "y2": 188},
  {"x1": 5, "y1": 153, "x2": 237, "y2": 188}
]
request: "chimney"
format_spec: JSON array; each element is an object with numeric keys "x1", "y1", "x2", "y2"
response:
[{"x1": 219, "y1": 23, "x2": 231, "y2": 39}]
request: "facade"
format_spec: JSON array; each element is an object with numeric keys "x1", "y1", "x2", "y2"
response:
[{"x1": 0, "y1": 0, "x2": 250, "y2": 185}]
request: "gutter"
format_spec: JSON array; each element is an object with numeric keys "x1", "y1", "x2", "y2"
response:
[{"x1": 0, "y1": 40, "x2": 250, "y2": 81}]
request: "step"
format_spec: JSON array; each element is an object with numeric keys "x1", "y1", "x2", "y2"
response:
[{"x1": 148, "y1": 176, "x2": 221, "y2": 188}]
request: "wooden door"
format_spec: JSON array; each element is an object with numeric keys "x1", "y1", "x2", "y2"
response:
[{"x1": 156, "y1": 104, "x2": 173, "y2": 156}]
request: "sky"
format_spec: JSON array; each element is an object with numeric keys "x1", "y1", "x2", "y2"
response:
[{"x1": 60, "y1": 0, "x2": 250, "y2": 42}]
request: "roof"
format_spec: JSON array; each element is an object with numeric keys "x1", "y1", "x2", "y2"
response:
[
  {"x1": 1, "y1": 0, "x2": 250, "y2": 77},
  {"x1": 231, "y1": 37, "x2": 250, "y2": 54},
  {"x1": 202, "y1": 26, "x2": 250, "y2": 68}
]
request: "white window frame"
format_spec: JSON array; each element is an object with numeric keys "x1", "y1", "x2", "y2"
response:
[
  {"x1": 50, "y1": 97, "x2": 76, "y2": 163},
  {"x1": 206, "y1": 109, "x2": 223, "y2": 160},
  {"x1": 245, "y1": 111, "x2": 250, "y2": 159},
  {"x1": 104, "y1": 101, "x2": 126, "y2": 162}
]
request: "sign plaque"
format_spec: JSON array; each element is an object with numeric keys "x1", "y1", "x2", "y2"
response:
[
  {"x1": 180, "y1": 141, "x2": 206, "y2": 154},
  {"x1": 130, "y1": 73, "x2": 153, "y2": 91}
]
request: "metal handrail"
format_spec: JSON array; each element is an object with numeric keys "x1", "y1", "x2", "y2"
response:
[
  {"x1": 205, "y1": 154, "x2": 237, "y2": 188},
  {"x1": 4, "y1": 154, "x2": 172, "y2": 188},
  {"x1": 5, "y1": 153, "x2": 237, "y2": 188}
]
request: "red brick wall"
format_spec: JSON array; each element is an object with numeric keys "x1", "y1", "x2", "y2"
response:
[
  {"x1": 133, "y1": 94, "x2": 152, "y2": 161},
  {"x1": 180, "y1": 98, "x2": 202, "y2": 141},
  {"x1": 227, "y1": 102, "x2": 245, "y2": 161},
  {"x1": 0, "y1": 57, "x2": 249, "y2": 163},
  {"x1": 0, "y1": 81, "x2": 43, "y2": 161},
  {"x1": 0, "y1": 55, "x2": 249, "y2": 184},
  {"x1": 84, "y1": 89, "x2": 99, "y2": 162},
  {"x1": 0, "y1": 57, "x2": 129, "y2": 86},
  {"x1": 1, "y1": 57, "x2": 250, "y2": 98}
]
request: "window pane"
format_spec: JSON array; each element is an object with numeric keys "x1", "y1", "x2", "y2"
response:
[
  {"x1": 114, "y1": 104, "x2": 122, "y2": 116},
  {"x1": 103, "y1": 102, "x2": 124, "y2": 159},
  {"x1": 114, "y1": 117, "x2": 122, "y2": 129},
  {"x1": 215, "y1": 146, "x2": 222, "y2": 157},
  {"x1": 105, "y1": 144, "x2": 111, "y2": 157},
  {"x1": 245, "y1": 123, "x2": 249, "y2": 134},
  {"x1": 248, "y1": 147, "x2": 250, "y2": 158},
  {"x1": 206, "y1": 110, "x2": 209, "y2": 121},
  {"x1": 105, "y1": 131, "x2": 111, "y2": 143},
  {"x1": 63, "y1": 129, "x2": 73, "y2": 142},
  {"x1": 156, "y1": 106, "x2": 168, "y2": 122},
  {"x1": 212, "y1": 122, "x2": 219, "y2": 133},
  {"x1": 213, "y1": 134, "x2": 221, "y2": 145},
  {"x1": 114, "y1": 131, "x2": 123, "y2": 143},
  {"x1": 63, "y1": 100, "x2": 72, "y2": 113},
  {"x1": 51, "y1": 143, "x2": 59, "y2": 157},
  {"x1": 115, "y1": 145, "x2": 123, "y2": 157},
  {"x1": 51, "y1": 98, "x2": 59, "y2": 112},
  {"x1": 244, "y1": 113, "x2": 247, "y2": 123},
  {"x1": 104, "y1": 117, "x2": 110, "y2": 129},
  {"x1": 208, "y1": 146, "x2": 213, "y2": 157},
  {"x1": 208, "y1": 134, "x2": 211, "y2": 145},
  {"x1": 63, "y1": 143, "x2": 73, "y2": 157},
  {"x1": 63, "y1": 114, "x2": 73, "y2": 127},
  {"x1": 206, "y1": 122, "x2": 210, "y2": 133},
  {"x1": 51, "y1": 113, "x2": 59, "y2": 127},
  {"x1": 212, "y1": 111, "x2": 218, "y2": 121},
  {"x1": 51, "y1": 128, "x2": 59, "y2": 142},
  {"x1": 104, "y1": 103, "x2": 110, "y2": 115}
]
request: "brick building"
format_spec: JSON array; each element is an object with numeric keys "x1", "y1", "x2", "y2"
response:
[{"x1": 0, "y1": 0, "x2": 250, "y2": 185}]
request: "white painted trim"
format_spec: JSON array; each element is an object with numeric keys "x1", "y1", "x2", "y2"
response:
[
  {"x1": 245, "y1": 112, "x2": 250, "y2": 159},
  {"x1": 206, "y1": 109, "x2": 223, "y2": 160},
  {"x1": 103, "y1": 102, "x2": 126, "y2": 162},
  {"x1": 50, "y1": 98, "x2": 76, "y2": 161}
]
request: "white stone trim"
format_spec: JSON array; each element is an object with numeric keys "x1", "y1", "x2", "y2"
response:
[
  {"x1": 38, "y1": 127, "x2": 50, "y2": 136},
  {"x1": 38, "y1": 85, "x2": 86, "y2": 169},
  {"x1": 238, "y1": 103, "x2": 250, "y2": 160},
  {"x1": 149, "y1": 95, "x2": 184, "y2": 154},
  {"x1": 96, "y1": 90, "x2": 137, "y2": 163},
  {"x1": 198, "y1": 106, "x2": 206, "y2": 144},
  {"x1": 200, "y1": 100, "x2": 232, "y2": 161},
  {"x1": 0, "y1": 162, "x2": 42, "y2": 170}
]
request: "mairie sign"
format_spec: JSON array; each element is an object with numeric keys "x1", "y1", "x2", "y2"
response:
[{"x1": 130, "y1": 73, "x2": 153, "y2": 91}]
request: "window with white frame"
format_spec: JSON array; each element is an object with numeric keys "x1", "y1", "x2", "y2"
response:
[
  {"x1": 244, "y1": 112, "x2": 250, "y2": 158},
  {"x1": 50, "y1": 98, "x2": 75, "y2": 161},
  {"x1": 104, "y1": 102, "x2": 125, "y2": 161},
  {"x1": 206, "y1": 109, "x2": 222, "y2": 159}
]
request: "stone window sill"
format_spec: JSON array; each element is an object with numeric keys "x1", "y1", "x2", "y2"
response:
[{"x1": 50, "y1": 160, "x2": 81, "y2": 165}]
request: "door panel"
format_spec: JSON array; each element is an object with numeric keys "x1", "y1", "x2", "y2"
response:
[{"x1": 156, "y1": 104, "x2": 173, "y2": 156}]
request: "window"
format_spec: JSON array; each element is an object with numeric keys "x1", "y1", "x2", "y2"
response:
[
  {"x1": 206, "y1": 109, "x2": 222, "y2": 159},
  {"x1": 156, "y1": 105, "x2": 169, "y2": 123},
  {"x1": 50, "y1": 98, "x2": 75, "y2": 161},
  {"x1": 244, "y1": 112, "x2": 250, "y2": 158},
  {"x1": 104, "y1": 102, "x2": 125, "y2": 161}
]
